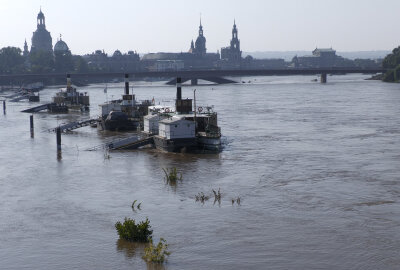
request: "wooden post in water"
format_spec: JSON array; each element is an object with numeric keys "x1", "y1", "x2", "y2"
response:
[
  {"x1": 321, "y1": 73, "x2": 327, "y2": 84},
  {"x1": 30, "y1": 115, "x2": 34, "y2": 138},
  {"x1": 193, "y1": 89, "x2": 197, "y2": 132},
  {"x1": 56, "y1": 126, "x2": 61, "y2": 151},
  {"x1": 3, "y1": 100, "x2": 6, "y2": 114}
]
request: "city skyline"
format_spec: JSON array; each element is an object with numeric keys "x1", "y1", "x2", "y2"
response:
[{"x1": 0, "y1": 0, "x2": 399, "y2": 55}]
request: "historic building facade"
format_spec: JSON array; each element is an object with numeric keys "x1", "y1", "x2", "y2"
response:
[
  {"x1": 141, "y1": 20, "x2": 219, "y2": 71},
  {"x1": 292, "y1": 48, "x2": 354, "y2": 68},
  {"x1": 25, "y1": 9, "x2": 72, "y2": 56},
  {"x1": 83, "y1": 49, "x2": 141, "y2": 72}
]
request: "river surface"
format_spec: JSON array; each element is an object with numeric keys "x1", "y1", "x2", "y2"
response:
[{"x1": 0, "y1": 75, "x2": 400, "y2": 269}]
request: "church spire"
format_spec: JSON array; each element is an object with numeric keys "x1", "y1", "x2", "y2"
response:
[
  {"x1": 37, "y1": 8, "x2": 46, "y2": 29},
  {"x1": 194, "y1": 17, "x2": 206, "y2": 55},
  {"x1": 232, "y1": 19, "x2": 238, "y2": 39},
  {"x1": 199, "y1": 16, "x2": 203, "y2": 36},
  {"x1": 23, "y1": 39, "x2": 29, "y2": 56}
]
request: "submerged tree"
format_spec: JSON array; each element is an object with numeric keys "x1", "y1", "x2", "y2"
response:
[
  {"x1": 73, "y1": 55, "x2": 89, "y2": 73},
  {"x1": 382, "y1": 46, "x2": 400, "y2": 82},
  {"x1": 54, "y1": 50, "x2": 74, "y2": 72},
  {"x1": 0, "y1": 46, "x2": 25, "y2": 74},
  {"x1": 29, "y1": 50, "x2": 54, "y2": 73}
]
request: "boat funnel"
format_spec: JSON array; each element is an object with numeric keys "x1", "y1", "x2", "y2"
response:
[
  {"x1": 175, "y1": 77, "x2": 192, "y2": 114},
  {"x1": 67, "y1": 74, "x2": 71, "y2": 89},
  {"x1": 125, "y1": 74, "x2": 129, "y2": 95},
  {"x1": 176, "y1": 77, "x2": 182, "y2": 100}
]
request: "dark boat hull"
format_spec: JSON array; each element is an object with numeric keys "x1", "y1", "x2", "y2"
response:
[
  {"x1": 153, "y1": 136, "x2": 197, "y2": 153},
  {"x1": 98, "y1": 119, "x2": 140, "y2": 131}
]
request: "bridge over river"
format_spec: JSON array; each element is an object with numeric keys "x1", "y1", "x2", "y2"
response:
[{"x1": 0, "y1": 68, "x2": 385, "y2": 85}]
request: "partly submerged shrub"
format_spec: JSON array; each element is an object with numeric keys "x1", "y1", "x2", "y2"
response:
[
  {"x1": 115, "y1": 217, "x2": 152, "y2": 242},
  {"x1": 131, "y1": 200, "x2": 142, "y2": 211},
  {"x1": 212, "y1": 188, "x2": 221, "y2": 204},
  {"x1": 162, "y1": 167, "x2": 182, "y2": 184},
  {"x1": 142, "y1": 238, "x2": 170, "y2": 263},
  {"x1": 195, "y1": 192, "x2": 210, "y2": 203}
]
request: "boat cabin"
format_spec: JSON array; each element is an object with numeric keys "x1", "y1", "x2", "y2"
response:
[{"x1": 158, "y1": 118, "x2": 195, "y2": 139}]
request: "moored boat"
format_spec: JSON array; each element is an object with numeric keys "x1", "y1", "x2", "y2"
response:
[
  {"x1": 142, "y1": 77, "x2": 221, "y2": 153},
  {"x1": 49, "y1": 74, "x2": 90, "y2": 113},
  {"x1": 97, "y1": 74, "x2": 152, "y2": 131}
]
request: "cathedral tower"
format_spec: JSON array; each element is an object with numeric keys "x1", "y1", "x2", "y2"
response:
[
  {"x1": 221, "y1": 20, "x2": 242, "y2": 63},
  {"x1": 230, "y1": 20, "x2": 240, "y2": 52}
]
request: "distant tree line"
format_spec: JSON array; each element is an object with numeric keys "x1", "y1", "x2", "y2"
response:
[
  {"x1": 382, "y1": 46, "x2": 400, "y2": 82},
  {"x1": 0, "y1": 46, "x2": 89, "y2": 75}
]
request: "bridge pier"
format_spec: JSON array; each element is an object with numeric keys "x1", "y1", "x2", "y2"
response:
[
  {"x1": 321, "y1": 73, "x2": 327, "y2": 83},
  {"x1": 191, "y1": 78, "x2": 198, "y2": 85}
]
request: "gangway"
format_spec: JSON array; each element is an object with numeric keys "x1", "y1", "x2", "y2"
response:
[
  {"x1": 107, "y1": 136, "x2": 154, "y2": 150},
  {"x1": 22, "y1": 103, "x2": 53, "y2": 113},
  {"x1": 10, "y1": 95, "x2": 29, "y2": 102},
  {"x1": 48, "y1": 119, "x2": 98, "y2": 133}
]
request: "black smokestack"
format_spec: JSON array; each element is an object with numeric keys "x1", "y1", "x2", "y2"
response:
[
  {"x1": 125, "y1": 74, "x2": 129, "y2": 95},
  {"x1": 67, "y1": 73, "x2": 71, "y2": 88},
  {"x1": 176, "y1": 77, "x2": 182, "y2": 100}
]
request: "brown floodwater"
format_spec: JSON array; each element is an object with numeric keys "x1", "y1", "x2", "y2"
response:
[{"x1": 1, "y1": 75, "x2": 399, "y2": 269}]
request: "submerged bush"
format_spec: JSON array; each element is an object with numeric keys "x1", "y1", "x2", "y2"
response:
[
  {"x1": 142, "y1": 238, "x2": 170, "y2": 263},
  {"x1": 115, "y1": 217, "x2": 153, "y2": 242},
  {"x1": 195, "y1": 192, "x2": 210, "y2": 203},
  {"x1": 212, "y1": 188, "x2": 222, "y2": 204},
  {"x1": 162, "y1": 167, "x2": 182, "y2": 184}
]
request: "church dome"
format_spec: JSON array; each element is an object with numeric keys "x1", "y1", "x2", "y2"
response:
[
  {"x1": 195, "y1": 35, "x2": 206, "y2": 54},
  {"x1": 54, "y1": 39, "x2": 69, "y2": 52},
  {"x1": 195, "y1": 35, "x2": 206, "y2": 45}
]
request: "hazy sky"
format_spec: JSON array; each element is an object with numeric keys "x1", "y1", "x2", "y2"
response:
[{"x1": 0, "y1": 0, "x2": 399, "y2": 55}]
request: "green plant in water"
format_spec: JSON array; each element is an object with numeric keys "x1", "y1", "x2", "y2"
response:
[
  {"x1": 162, "y1": 167, "x2": 182, "y2": 184},
  {"x1": 142, "y1": 238, "x2": 170, "y2": 263},
  {"x1": 212, "y1": 188, "x2": 221, "y2": 205},
  {"x1": 232, "y1": 196, "x2": 241, "y2": 205},
  {"x1": 115, "y1": 217, "x2": 153, "y2": 242},
  {"x1": 131, "y1": 200, "x2": 142, "y2": 211},
  {"x1": 195, "y1": 192, "x2": 209, "y2": 203}
]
